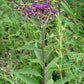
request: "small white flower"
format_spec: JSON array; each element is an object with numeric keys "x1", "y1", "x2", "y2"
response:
[
  {"x1": 50, "y1": 33, "x2": 54, "y2": 38},
  {"x1": 62, "y1": 27, "x2": 65, "y2": 31}
]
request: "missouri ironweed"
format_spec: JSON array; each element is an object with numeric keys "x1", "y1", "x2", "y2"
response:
[
  {"x1": 14, "y1": 1, "x2": 63, "y2": 84},
  {"x1": 14, "y1": 0, "x2": 61, "y2": 24}
]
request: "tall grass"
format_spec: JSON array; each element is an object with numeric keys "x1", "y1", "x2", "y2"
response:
[{"x1": 0, "y1": 0, "x2": 84, "y2": 84}]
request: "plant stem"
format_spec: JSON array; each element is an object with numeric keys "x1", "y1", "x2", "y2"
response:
[
  {"x1": 56, "y1": 13, "x2": 63, "y2": 84},
  {"x1": 60, "y1": 33, "x2": 63, "y2": 84},
  {"x1": 41, "y1": 27, "x2": 45, "y2": 84}
]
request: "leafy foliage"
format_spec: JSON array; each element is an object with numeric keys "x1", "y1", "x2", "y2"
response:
[{"x1": 0, "y1": 0, "x2": 84, "y2": 84}]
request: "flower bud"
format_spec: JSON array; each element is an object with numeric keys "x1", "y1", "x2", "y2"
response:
[
  {"x1": 59, "y1": 0, "x2": 61, "y2": 2},
  {"x1": 55, "y1": 1, "x2": 57, "y2": 4},
  {"x1": 49, "y1": 0, "x2": 51, "y2": 4},
  {"x1": 35, "y1": 1, "x2": 38, "y2": 4},
  {"x1": 40, "y1": 0, "x2": 43, "y2": 4},
  {"x1": 9, "y1": 58, "x2": 12, "y2": 61},
  {"x1": 43, "y1": 20, "x2": 45, "y2": 23},
  {"x1": 56, "y1": 5, "x2": 59, "y2": 9},
  {"x1": 18, "y1": 11, "x2": 21, "y2": 15},
  {"x1": 25, "y1": 4, "x2": 27, "y2": 7},
  {"x1": 18, "y1": 8, "x2": 20, "y2": 11},
  {"x1": 14, "y1": 6, "x2": 18, "y2": 9},
  {"x1": 20, "y1": 2, "x2": 24, "y2": 6},
  {"x1": 22, "y1": 13, "x2": 25, "y2": 16},
  {"x1": 49, "y1": 17, "x2": 52, "y2": 20},
  {"x1": 52, "y1": 9, "x2": 58, "y2": 14},
  {"x1": 48, "y1": 7, "x2": 50, "y2": 10},
  {"x1": 51, "y1": 12, "x2": 54, "y2": 15}
]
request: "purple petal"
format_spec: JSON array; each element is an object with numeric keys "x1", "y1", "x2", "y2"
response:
[
  {"x1": 44, "y1": 10, "x2": 47, "y2": 13},
  {"x1": 30, "y1": 3, "x2": 36, "y2": 7},
  {"x1": 28, "y1": 9, "x2": 33, "y2": 12},
  {"x1": 23, "y1": 11, "x2": 26, "y2": 14},
  {"x1": 52, "y1": 9, "x2": 58, "y2": 13},
  {"x1": 40, "y1": 6, "x2": 44, "y2": 10},
  {"x1": 35, "y1": 4, "x2": 40, "y2": 10},
  {"x1": 42, "y1": 3, "x2": 49, "y2": 7},
  {"x1": 28, "y1": 4, "x2": 36, "y2": 8},
  {"x1": 40, "y1": 3, "x2": 49, "y2": 10},
  {"x1": 35, "y1": 12, "x2": 39, "y2": 15},
  {"x1": 27, "y1": 14, "x2": 30, "y2": 18}
]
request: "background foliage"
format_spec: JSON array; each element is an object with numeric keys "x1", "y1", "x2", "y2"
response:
[{"x1": 0, "y1": 0, "x2": 84, "y2": 84}]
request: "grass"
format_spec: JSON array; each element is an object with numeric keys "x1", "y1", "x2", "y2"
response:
[{"x1": 0, "y1": 0, "x2": 84, "y2": 84}]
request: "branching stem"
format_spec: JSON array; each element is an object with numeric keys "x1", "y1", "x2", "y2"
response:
[{"x1": 41, "y1": 27, "x2": 45, "y2": 84}]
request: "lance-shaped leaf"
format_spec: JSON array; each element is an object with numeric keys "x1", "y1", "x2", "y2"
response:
[
  {"x1": 17, "y1": 74, "x2": 40, "y2": 84},
  {"x1": 11, "y1": 67, "x2": 42, "y2": 78},
  {"x1": 17, "y1": 44, "x2": 43, "y2": 66},
  {"x1": 47, "y1": 79, "x2": 54, "y2": 84}
]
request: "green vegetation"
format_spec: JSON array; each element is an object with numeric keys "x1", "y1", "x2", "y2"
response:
[{"x1": 0, "y1": 0, "x2": 84, "y2": 84}]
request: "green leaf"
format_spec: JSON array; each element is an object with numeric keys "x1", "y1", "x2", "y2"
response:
[
  {"x1": 29, "y1": 59, "x2": 43, "y2": 64},
  {"x1": 2, "y1": 77, "x2": 14, "y2": 84},
  {"x1": 53, "y1": 75, "x2": 74, "y2": 84},
  {"x1": 17, "y1": 44, "x2": 43, "y2": 67},
  {"x1": 11, "y1": 67, "x2": 42, "y2": 78},
  {"x1": 47, "y1": 66, "x2": 57, "y2": 72},
  {"x1": 45, "y1": 45, "x2": 53, "y2": 61},
  {"x1": 45, "y1": 72, "x2": 52, "y2": 84},
  {"x1": 45, "y1": 57, "x2": 57, "y2": 73},
  {"x1": 47, "y1": 79, "x2": 54, "y2": 84},
  {"x1": 45, "y1": 57, "x2": 58, "y2": 83},
  {"x1": 17, "y1": 74, "x2": 40, "y2": 84},
  {"x1": 34, "y1": 50, "x2": 43, "y2": 67},
  {"x1": 17, "y1": 44, "x2": 37, "y2": 50},
  {"x1": 61, "y1": 1, "x2": 73, "y2": 15},
  {"x1": 65, "y1": 20, "x2": 78, "y2": 33}
]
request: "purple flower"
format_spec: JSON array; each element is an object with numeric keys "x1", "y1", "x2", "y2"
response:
[
  {"x1": 44, "y1": 10, "x2": 47, "y2": 13},
  {"x1": 28, "y1": 4, "x2": 36, "y2": 8},
  {"x1": 35, "y1": 12, "x2": 39, "y2": 15},
  {"x1": 30, "y1": 4, "x2": 36, "y2": 7},
  {"x1": 40, "y1": 6, "x2": 44, "y2": 10},
  {"x1": 35, "y1": 4, "x2": 40, "y2": 10},
  {"x1": 23, "y1": 11, "x2": 26, "y2": 14},
  {"x1": 52, "y1": 9, "x2": 58, "y2": 13},
  {"x1": 27, "y1": 14, "x2": 30, "y2": 18},
  {"x1": 42, "y1": 3, "x2": 49, "y2": 7},
  {"x1": 40, "y1": 3, "x2": 49, "y2": 10},
  {"x1": 28, "y1": 9, "x2": 33, "y2": 13},
  {"x1": 28, "y1": 3, "x2": 40, "y2": 10},
  {"x1": 31, "y1": 3, "x2": 36, "y2": 7}
]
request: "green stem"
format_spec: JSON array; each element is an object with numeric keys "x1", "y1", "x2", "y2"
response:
[
  {"x1": 41, "y1": 27, "x2": 45, "y2": 84},
  {"x1": 60, "y1": 33, "x2": 63, "y2": 84},
  {"x1": 56, "y1": 13, "x2": 63, "y2": 84}
]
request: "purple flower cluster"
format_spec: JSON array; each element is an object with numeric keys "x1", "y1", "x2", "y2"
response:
[
  {"x1": 14, "y1": 1, "x2": 60, "y2": 23},
  {"x1": 27, "y1": 2, "x2": 58, "y2": 18},
  {"x1": 28, "y1": 3, "x2": 40, "y2": 10},
  {"x1": 40, "y1": 3, "x2": 49, "y2": 10},
  {"x1": 52, "y1": 9, "x2": 58, "y2": 14}
]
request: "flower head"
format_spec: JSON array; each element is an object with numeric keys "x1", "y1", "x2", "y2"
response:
[
  {"x1": 40, "y1": 3, "x2": 49, "y2": 10},
  {"x1": 40, "y1": 6, "x2": 44, "y2": 10},
  {"x1": 52, "y1": 9, "x2": 58, "y2": 13},
  {"x1": 35, "y1": 4, "x2": 40, "y2": 10},
  {"x1": 27, "y1": 14, "x2": 30, "y2": 18},
  {"x1": 35, "y1": 12, "x2": 39, "y2": 15},
  {"x1": 15, "y1": 1, "x2": 60, "y2": 20},
  {"x1": 42, "y1": 3, "x2": 49, "y2": 7},
  {"x1": 30, "y1": 3, "x2": 36, "y2": 7},
  {"x1": 28, "y1": 9, "x2": 34, "y2": 13},
  {"x1": 44, "y1": 10, "x2": 47, "y2": 13},
  {"x1": 23, "y1": 11, "x2": 26, "y2": 14}
]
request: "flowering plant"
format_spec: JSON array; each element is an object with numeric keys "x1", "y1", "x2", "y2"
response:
[
  {"x1": 14, "y1": 0, "x2": 62, "y2": 84},
  {"x1": 14, "y1": 0, "x2": 59, "y2": 25}
]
